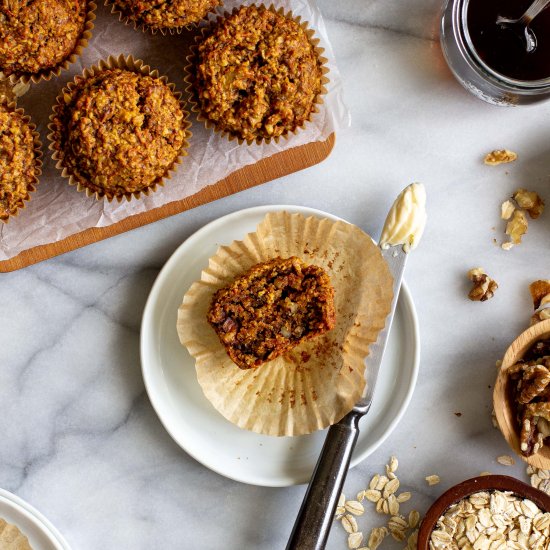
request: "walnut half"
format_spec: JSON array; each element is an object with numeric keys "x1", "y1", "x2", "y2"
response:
[
  {"x1": 467, "y1": 268, "x2": 498, "y2": 302},
  {"x1": 484, "y1": 149, "x2": 517, "y2": 165}
]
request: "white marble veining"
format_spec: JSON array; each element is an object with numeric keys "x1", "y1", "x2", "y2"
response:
[{"x1": 2, "y1": 0, "x2": 550, "y2": 548}]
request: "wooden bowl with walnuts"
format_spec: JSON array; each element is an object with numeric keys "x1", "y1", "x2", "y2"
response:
[{"x1": 494, "y1": 318, "x2": 550, "y2": 469}]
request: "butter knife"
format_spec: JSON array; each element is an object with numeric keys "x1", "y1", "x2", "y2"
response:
[{"x1": 286, "y1": 183, "x2": 426, "y2": 550}]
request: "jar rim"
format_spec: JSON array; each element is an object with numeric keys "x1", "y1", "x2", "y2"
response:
[{"x1": 460, "y1": 0, "x2": 550, "y2": 89}]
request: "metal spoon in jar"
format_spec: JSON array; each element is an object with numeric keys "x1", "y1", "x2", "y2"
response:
[{"x1": 497, "y1": 0, "x2": 550, "y2": 53}]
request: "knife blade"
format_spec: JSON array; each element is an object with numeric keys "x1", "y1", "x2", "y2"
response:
[
  {"x1": 286, "y1": 183, "x2": 425, "y2": 550},
  {"x1": 355, "y1": 245, "x2": 407, "y2": 412}
]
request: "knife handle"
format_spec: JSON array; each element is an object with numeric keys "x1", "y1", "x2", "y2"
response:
[{"x1": 285, "y1": 409, "x2": 364, "y2": 550}]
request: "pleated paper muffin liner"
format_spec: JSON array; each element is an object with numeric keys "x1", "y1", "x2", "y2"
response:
[
  {"x1": 177, "y1": 211, "x2": 393, "y2": 437},
  {"x1": 0, "y1": 0, "x2": 96, "y2": 86},
  {"x1": 183, "y1": 3, "x2": 330, "y2": 146},
  {"x1": 104, "y1": 0, "x2": 222, "y2": 35},
  {"x1": 47, "y1": 54, "x2": 192, "y2": 203},
  {"x1": 0, "y1": 518, "x2": 32, "y2": 550},
  {"x1": 0, "y1": 101, "x2": 43, "y2": 224}
]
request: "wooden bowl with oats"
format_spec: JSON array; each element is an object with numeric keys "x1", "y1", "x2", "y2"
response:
[
  {"x1": 493, "y1": 319, "x2": 550, "y2": 470},
  {"x1": 417, "y1": 475, "x2": 550, "y2": 549}
]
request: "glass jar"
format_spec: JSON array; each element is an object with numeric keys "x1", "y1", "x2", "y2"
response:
[{"x1": 440, "y1": 0, "x2": 550, "y2": 106}]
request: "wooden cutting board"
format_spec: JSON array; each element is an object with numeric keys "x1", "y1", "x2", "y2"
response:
[{"x1": 0, "y1": 134, "x2": 335, "y2": 273}]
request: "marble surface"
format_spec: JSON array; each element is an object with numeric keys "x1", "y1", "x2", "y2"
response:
[{"x1": 2, "y1": 0, "x2": 550, "y2": 548}]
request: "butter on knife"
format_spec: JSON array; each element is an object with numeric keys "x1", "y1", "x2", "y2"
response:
[{"x1": 380, "y1": 182, "x2": 427, "y2": 252}]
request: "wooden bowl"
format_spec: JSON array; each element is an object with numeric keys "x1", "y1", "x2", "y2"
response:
[
  {"x1": 417, "y1": 475, "x2": 550, "y2": 549},
  {"x1": 493, "y1": 318, "x2": 550, "y2": 469}
]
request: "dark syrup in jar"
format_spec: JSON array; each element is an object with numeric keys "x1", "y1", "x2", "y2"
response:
[{"x1": 467, "y1": 0, "x2": 550, "y2": 81}]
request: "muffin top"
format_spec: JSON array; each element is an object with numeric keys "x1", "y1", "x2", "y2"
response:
[
  {"x1": 0, "y1": 105, "x2": 38, "y2": 220},
  {"x1": 194, "y1": 5, "x2": 323, "y2": 141},
  {"x1": 0, "y1": 0, "x2": 88, "y2": 77},
  {"x1": 112, "y1": 0, "x2": 220, "y2": 29},
  {"x1": 55, "y1": 69, "x2": 187, "y2": 198}
]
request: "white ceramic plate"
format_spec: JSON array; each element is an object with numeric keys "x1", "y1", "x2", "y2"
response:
[
  {"x1": 0, "y1": 489, "x2": 71, "y2": 550},
  {"x1": 141, "y1": 205, "x2": 420, "y2": 487}
]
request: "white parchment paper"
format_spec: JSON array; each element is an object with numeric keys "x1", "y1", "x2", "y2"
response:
[{"x1": 0, "y1": 0, "x2": 350, "y2": 262}]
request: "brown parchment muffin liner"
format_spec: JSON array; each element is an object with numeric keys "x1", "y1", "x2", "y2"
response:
[
  {"x1": 0, "y1": 518, "x2": 32, "y2": 550},
  {"x1": 105, "y1": 0, "x2": 222, "y2": 35},
  {"x1": 1, "y1": 101, "x2": 43, "y2": 224},
  {"x1": 0, "y1": 1, "x2": 97, "y2": 86},
  {"x1": 47, "y1": 54, "x2": 192, "y2": 203},
  {"x1": 177, "y1": 212, "x2": 394, "y2": 436},
  {"x1": 183, "y1": 3, "x2": 330, "y2": 146}
]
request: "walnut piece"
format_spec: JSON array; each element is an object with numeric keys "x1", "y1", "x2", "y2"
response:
[
  {"x1": 513, "y1": 188, "x2": 544, "y2": 219},
  {"x1": 500, "y1": 199, "x2": 515, "y2": 220},
  {"x1": 505, "y1": 209, "x2": 528, "y2": 244},
  {"x1": 518, "y1": 364, "x2": 550, "y2": 404},
  {"x1": 509, "y1": 340, "x2": 550, "y2": 456},
  {"x1": 467, "y1": 267, "x2": 498, "y2": 302},
  {"x1": 484, "y1": 149, "x2": 517, "y2": 165}
]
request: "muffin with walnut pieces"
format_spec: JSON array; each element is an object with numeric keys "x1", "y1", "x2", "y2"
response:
[
  {"x1": 207, "y1": 256, "x2": 336, "y2": 369},
  {"x1": 189, "y1": 4, "x2": 325, "y2": 143},
  {"x1": 0, "y1": 0, "x2": 91, "y2": 80},
  {"x1": 0, "y1": 104, "x2": 41, "y2": 222},
  {"x1": 110, "y1": 0, "x2": 221, "y2": 32},
  {"x1": 51, "y1": 67, "x2": 189, "y2": 201}
]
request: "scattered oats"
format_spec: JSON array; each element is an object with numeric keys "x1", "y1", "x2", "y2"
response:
[
  {"x1": 367, "y1": 526, "x2": 388, "y2": 550},
  {"x1": 374, "y1": 475, "x2": 389, "y2": 491},
  {"x1": 338, "y1": 493, "x2": 346, "y2": 507},
  {"x1": 335, "y1": 505, "x2": 345, "y2": 519},
  {"x1": 479, "y1": 471, "x2": 492, "y2": 476},
  {"x1": 356, "y1": 490, "x2": 366, "y2": 502},
  {"x1": 369, "y1": 474, "x2": 380, "y2": 490},
  {"x1": 364, "y1": 489, "x2": 381, "y2": 503},
  {"x1": 409, "y1": 509, "x2": 420, "y2": 529},
  {"x1": 383, "y1": 478, "x2": 400, "y2": 498},
  {"x1": 389, "y1": 456, "x2": 398, "y2": 473},
  {"x1": 388, "y1": 515, "x2": 408, "y2": 530},
  {"x1": 387, "y1": 493, "x2": 399, "y2": 516},
  {"x1": 375, "y1": 498, "x2": 385, "y2": 514},
  {"x1": 501, "y1": 241, "x2": 514, "y2": 250},
  {"x1": 342, "y1": 514, "x2": 358, "y2": 534},
  {"x1": 347, "y1": 531, "x2": 363, "y2": 549},
  {"x1": 426, "y1": 474, "x2": 441, "y2": 486},
  {"x1": 397, "y1": 491, "x2": 411, "y2": 503},
  {"x1": 345, "y1": 500, "x2": 365, "y2": 516},
  {"x1": 484, "y1": 149, "x2": 517, "y2": 165},
  {"x1": 407, "y1": 529, "x2": 418, "y2": 550},
  {"x1": 381, "y1": 499, "x2": 390, "y2": 515},
  {"x1": 496, "y1": 454, "x2": 515, "y2": 466}
]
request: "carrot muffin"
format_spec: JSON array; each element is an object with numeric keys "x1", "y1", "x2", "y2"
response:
[
  {"x1": 111, "y1": 0, "x2": 220, "y2": 30},
  {"x1": 52, "y1": 68, "x2": 187, "y2": 199},
  {"x1": 0, "y1": 104, "x2": 39, "y2": 221},
  {"x1": 207, "y1": 256, "x2": 336, "y2": 369},
  {"x1": 192, "y1": 4, "x2": 323, "y2": 142},
  {"x1": 0, "y1": 0, "x2": 88, "y2": 78}
]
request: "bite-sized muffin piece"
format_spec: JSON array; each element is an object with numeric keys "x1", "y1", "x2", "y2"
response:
[
  {"x1": 207, "y1": 256, "x2": 336, "y2": 369},
  {"x1": 0, "y1": 0, "x2": 88, "y2": 77},
  {"x1": 0, "y1": 104, "x2": 39, "y2": 221},
  {"x1": 111, "y1": 0, "x2": 220, "y2": 30},
  {"x1": 53, "y1": 68, "x2": 187, "y2": 200},
  {"x1": 193, "y1": 4, "x2": 323, "y2": 141}
]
